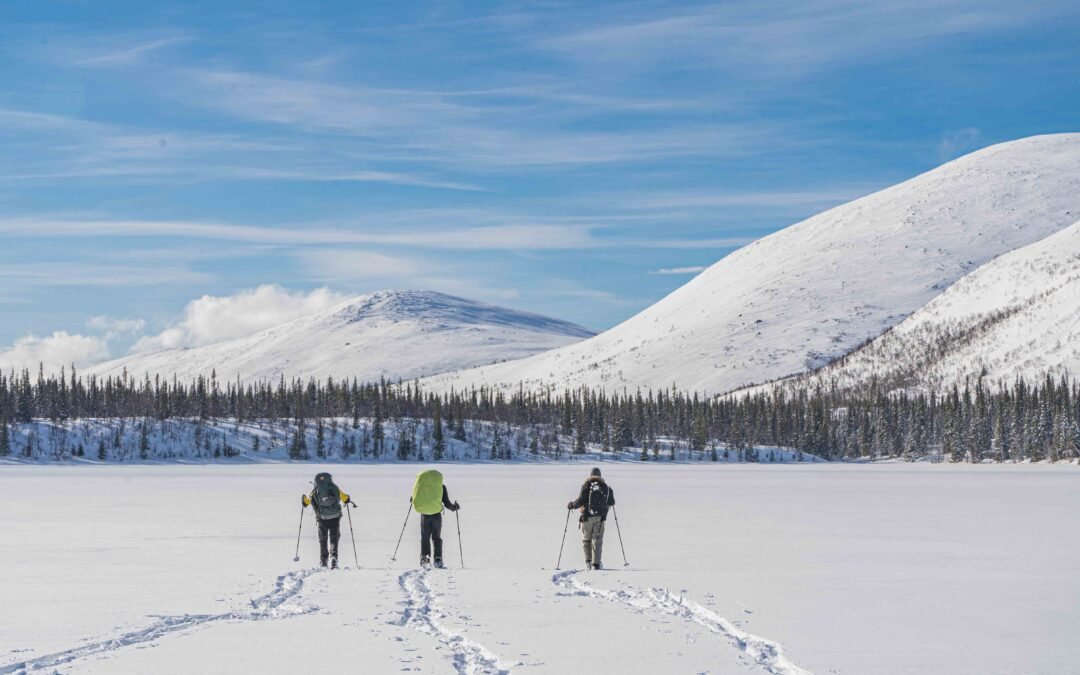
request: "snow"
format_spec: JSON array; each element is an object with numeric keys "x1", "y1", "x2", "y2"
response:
[
  {"x1": 762, "y1": 219, "x2": 1080, "y2": 394},
  {"x1": 86, "y1": 290, "x2": 594, "y2": 384},
  {"x1": 422, "y1": 134, "x2": 1080, "y2": 396},
  {"x1": 3, "y1": 463, "x2": 1078, "y2": 674}
]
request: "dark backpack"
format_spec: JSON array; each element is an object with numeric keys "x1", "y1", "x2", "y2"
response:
[
  {"x1": 313, "y1": 472, "x2": 341, "y2": 520},
  {"x1": 585, "y1": 480, "x2": 610, "y2": 518}
]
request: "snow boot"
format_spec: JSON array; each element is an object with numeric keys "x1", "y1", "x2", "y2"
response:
[
  {"x1": 331, "y1": 558, "x2": 339, "y2": 570},
  {"x1": 320, "y1": 558, "x2": 328, "y2": 568},
  {"x1": 592, "y1": 562, "x2": 603, "y2": 570},
  {"x1": 433, "y1": 559, "x2": 446, "y2": 569},
  {"x1": 420, "y1": 555, "x2": 431, "y2": 568}
]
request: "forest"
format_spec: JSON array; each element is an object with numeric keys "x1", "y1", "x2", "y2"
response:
[{"x1": 1, "y1": 366, "x2": 1078, "y2": 463}]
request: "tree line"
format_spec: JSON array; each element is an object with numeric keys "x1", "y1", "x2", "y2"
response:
[{"x1": 1, "y1": 366, "x2": 1078, "y2": 462}]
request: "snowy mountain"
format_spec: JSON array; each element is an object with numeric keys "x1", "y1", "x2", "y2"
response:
[
  {"x1": 757, "y1": 219, "x2": 1080, "y2": 395},
  {"x1": 423, "y1": 134, "x2": 1080, "y2": 396},
  {"x1": 88, "y1": 290, "x2": 594, "y2": 383}
]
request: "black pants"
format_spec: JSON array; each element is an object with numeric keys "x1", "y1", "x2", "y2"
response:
[
  {"x1": 318, "y1": 517, "x2": 340, "y2": 563},
  {"x1": 420, "y1": 513, "x2": 443, "y2": 561}
]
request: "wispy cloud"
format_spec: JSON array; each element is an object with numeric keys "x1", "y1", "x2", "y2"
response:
[
  {"x1": 937, "y1": 127, "x2": 983, "y2": 161},
  {"x1": 541, "y1": 0, "x2": 1080, "y2": 75},
  {"x1": 614, "y1": 186, "x2": 879, "y2": 210},
  {"x1": 0, "y1": 214, "x2": 761, "y2": 251},
  {"x1": 145, "y1": 61, "x2": 785, "y2": 169},
  {"x1": 75, "y1": 36, "x2": 192, "y2": 66},
  {"x1": 0, "y1": 216, "x2": 597, "y2": 250},
  {"x1": 296, "y1": 250, "x2": 426, "y2": 281},
  {"x1": 0, "y1": 262, "x2": 213, "y2": 287},
  {"x1": 87, "y1": 316, "x2": 147, "y2": 336},
  {"x1": 651, "y1": 266, "x2": 707, "y2": 275},
  {"x1": 623, "y1": 236, "x2": 758, "y2": 250},
  {"x1": 0, "y1": 106, "x2": 485, "y2": 190}
]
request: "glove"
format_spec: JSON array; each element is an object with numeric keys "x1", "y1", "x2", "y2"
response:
[
  {"x1": 343, "y1": 496, "x2": 351, "y2": 505},
  {"x1": 567, "y1": 501, "x2": 575, "y2": 510},
  {"x1": 454, "y1": 502, "x2": 460, "y2": 511},
  {"x1": 302, "y1": 495, "x2": 310, "y2": 507}
]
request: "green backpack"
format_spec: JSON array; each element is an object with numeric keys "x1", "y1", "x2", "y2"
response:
[
  {"x1": 312, "y1": 472, "x2": 342, "y2": 520},
  {"x1": 412, "y1": 469, "x2": 444, "y2": 515}
]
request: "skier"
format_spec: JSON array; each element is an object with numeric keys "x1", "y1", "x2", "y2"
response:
[
  {"x1": 411, "y1": 469, "x2": 460, "y2": 568},
  {"x1": 567, "y1": 467, "x2": 615, "y2": 570},
  {"x1": 301, "y1": 472, "x2": 351, "y2": 569}
]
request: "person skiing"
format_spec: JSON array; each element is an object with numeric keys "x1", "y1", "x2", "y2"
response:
[
  {"x1": 411, "y1": 469, "x2": 459, "y2": 568},
  {"x1": 567, "y1": 467, "x2": 615, "y2": 569},
  {"x1": 301, "y1": 472, "x2": 351, "y2": 569}
]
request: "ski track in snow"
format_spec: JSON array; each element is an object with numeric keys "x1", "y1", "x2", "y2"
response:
[
  {"x1": 396, "y1": 569, "x2": 512, "y2": 675},
  {"x1": 0, "y1": 568, "x2": 320, "y2": 674},
  {"x1": 552, "y1": 570, "x2": 812, "y2": 675}
]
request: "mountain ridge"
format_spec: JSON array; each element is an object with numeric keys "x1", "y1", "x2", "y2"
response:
[
  {"x1": 88, "y1": 290, "x2": 594, "y2": 383},
  {"x1": 420, "y1": 133, "x2": 1080, "y2": 396}
]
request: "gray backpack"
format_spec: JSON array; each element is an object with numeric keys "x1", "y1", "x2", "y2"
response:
[{"x1": 312, "y1": 472, "x2": 342, "y2": 520}]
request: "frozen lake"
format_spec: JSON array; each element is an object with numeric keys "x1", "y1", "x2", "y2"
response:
[{"x1": 2, "y1": 463, "x2": 1077, "y2": 674}]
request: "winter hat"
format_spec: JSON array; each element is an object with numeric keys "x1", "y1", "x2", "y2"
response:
[{"x1": 590, "y1": 467, "x2": 602, "y2": 477}]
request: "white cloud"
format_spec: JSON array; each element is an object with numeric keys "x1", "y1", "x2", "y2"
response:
[
  {"x1": 86, "y1": 316, "x2": 147, "y2": 337},
  {"x1": 937, "y1": 127, "x2": 983, "y2": 161},
  {"x1": 131, "y1": 285, "x2": 350, "y2": 353},
  {"x1": 652, "y1": 266, "x2": 707, "y2": 275},
  {"x1": 0, "y1": 331, "x2": 109, "y2": 373}
]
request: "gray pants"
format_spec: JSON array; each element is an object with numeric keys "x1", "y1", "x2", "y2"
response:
[{"x1": 581, "y1": 515, "x2": 605, "y2": 566}]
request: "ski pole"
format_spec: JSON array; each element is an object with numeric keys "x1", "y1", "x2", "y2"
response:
[
  {"x1": 555, "y1": 508, "x2": 571, "y2": 570},
  {"x1": 390, "y1": 501, "x2": 412, "y2": 563},
  {"x1": 293, "y1": 503, "x2": 305, "y2": 562},
  {"x1": 345, "y1": 502, "x2": 360, "y2": 568},
  {"x1": 455, "y1": 510, "x2": 464, "y2": 569},
  {"x1": 612, "y1": 506, "x2": 629, "y2": 567}
]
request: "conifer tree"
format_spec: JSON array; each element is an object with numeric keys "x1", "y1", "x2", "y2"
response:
[
  {"x1": 433, "y1": 400, "x2": 445, "y2": 461},
  {"x1": 0, "y1": 414, "x2": 9, "y2": 457},
  {"x1": 139, "y1": 421, "x2": 150, "y2": 460}
]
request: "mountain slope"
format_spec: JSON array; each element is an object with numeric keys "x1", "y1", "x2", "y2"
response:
[
  {"x1": 423, "y1": 134, "x2": 1080, "y2": 395},
  {"x1": 759, "y1": 219, "x2": 1080, "y2": 395},
  {"x1": 88, "y1": 290, "x2": 594, "y2": 383}
]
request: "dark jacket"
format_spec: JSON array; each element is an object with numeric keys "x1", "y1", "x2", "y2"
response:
[
  {"x1": 570, "y1": 477, "x2": 615, "y2": 521},
  {"x1": 439, "y1": 485, "x2": 457, "y2": 512}
]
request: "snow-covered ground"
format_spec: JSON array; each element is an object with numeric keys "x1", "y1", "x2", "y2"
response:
[
  {"x1": 423, "y1": 134, "x2": 1080, "y2": 396},
  {"x1": 88, "y1": 290, "x2": 594, "y2": 384},
  {"x1": 3, "y1": 464, "x2": 1077, "y2": 674}
]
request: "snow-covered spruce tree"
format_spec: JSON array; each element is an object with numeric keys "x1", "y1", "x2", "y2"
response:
[
  {"x1": 372, "y1": 399, "x2": 385, "y2": 458},
  {"x1": 0, "y1": 414, "x2": 9, "y2": 457},
  {"x1": 139, "y1": 421, "x2": 149, "y2": 460},
  {"x1": 433, "y1": 399, "x2": 445, "y2": 461},
  {"x1": 289, "y1": 418, "x2": 308, "y2": 460}
]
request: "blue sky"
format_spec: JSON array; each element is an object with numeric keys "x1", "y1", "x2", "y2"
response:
[{"x1": 1, "y1": 0, "x2": 1079, "y2": 369}]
